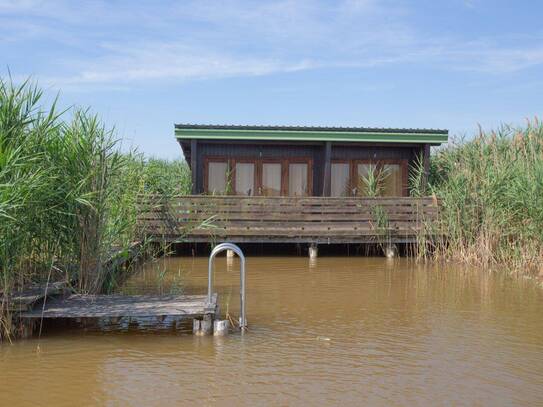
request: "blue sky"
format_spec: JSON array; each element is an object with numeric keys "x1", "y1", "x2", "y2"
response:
[{"x1": 1, "y1": 0, "x2": 542, "y2": 159}]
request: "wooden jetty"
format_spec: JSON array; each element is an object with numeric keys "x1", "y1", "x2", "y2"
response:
[
  {"x1": 4, "y1": 285, "x2": 221, "y2": 337},
  {"x1": 19, "y1": 293, "x2": 218, "y2": 319}
]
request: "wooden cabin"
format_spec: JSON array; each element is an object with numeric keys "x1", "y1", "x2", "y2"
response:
[
  {"x1": 138, "y1": 125, "x2": 448, "y2": 252},
  {"x1": 175, "y1": 124, "x2": 448, "y2": 197}
]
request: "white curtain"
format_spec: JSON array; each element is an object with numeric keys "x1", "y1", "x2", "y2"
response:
[
  {"x1": 331, "y1": 163, "x2": 349, "y2": 196},
  {"x1": 235, "y1": 163, "x2": 255, "y2": 196},
  {"x1": 208, "y1": 162, "x2": 227, "y2": 194},
  {"x1": 288, "y1": 163, "x2": 308, "y2": 196},
  {"x1": 262, "y1": 163, "x2": 281, "y2": 196}
]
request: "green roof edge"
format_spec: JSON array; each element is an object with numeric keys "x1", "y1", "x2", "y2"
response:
[{"x1": 175, "y1": 127, "x2": 448, "y2": 144}]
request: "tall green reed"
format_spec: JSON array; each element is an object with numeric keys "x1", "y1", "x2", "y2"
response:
[
  {"x1": 0, "y1": 77, "x2": 192, "y2": 339},
  {"x1": 428, "y1": 120, "x2": 543, "y2": 273}
]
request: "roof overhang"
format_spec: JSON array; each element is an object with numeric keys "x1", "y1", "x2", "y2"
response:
[{"x1": 175, "y1": 125, "x2": 448, "y2": 145}]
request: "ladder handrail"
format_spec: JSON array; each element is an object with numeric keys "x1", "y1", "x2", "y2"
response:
[{"x1": 208, "y1": 243, "x2": 247, "y2": 330}]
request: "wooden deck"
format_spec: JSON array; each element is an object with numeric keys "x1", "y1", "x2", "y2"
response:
[
  {"x1": 138, "y1": 195, "x2": 439, "y2": 244},
  {"x1": 19, "y1": 293, "x2": 218, "y2": 319}
]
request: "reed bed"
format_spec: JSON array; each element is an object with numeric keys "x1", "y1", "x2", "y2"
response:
[
  {"x1": 0, "y1": 78, "x2": 190, "y2": 339},
  {"x1": 427, "y1": 120, "x2": 543, "y2": 274}
]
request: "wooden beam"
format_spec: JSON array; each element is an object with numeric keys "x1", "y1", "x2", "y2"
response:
[
  {"x1": 422, "y1": 143, "x2": 430, "y2": 190},
  {"x1": 323, "y1": 142, "x2": 332, "y2": 196},
  {"x1": 190, "y1": 139, "x2": 198, "y2": 194}
]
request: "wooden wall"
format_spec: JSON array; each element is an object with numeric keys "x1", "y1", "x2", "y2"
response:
[{"x1": 186, "y1": 140, "x2": 427, "y2": 196}]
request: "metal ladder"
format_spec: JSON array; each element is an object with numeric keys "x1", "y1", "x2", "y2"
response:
[{"x1": 208, "y1": 243, "x2": 247, "y2": 330}]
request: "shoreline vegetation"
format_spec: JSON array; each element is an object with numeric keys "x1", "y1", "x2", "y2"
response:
[
  {"x1": 427, "y1": 120, "x2": 543, "y2": 275},
  {"x1": 1, "y1": 77, "x2": 542, "y2": 339},
  {"x1": 0, "y1": 78, "x2": 189, "y2": 340}
]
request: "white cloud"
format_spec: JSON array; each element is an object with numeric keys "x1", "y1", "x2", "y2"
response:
[{"x1": 3, "y1": 0, "x2": 543, "y2": 89}]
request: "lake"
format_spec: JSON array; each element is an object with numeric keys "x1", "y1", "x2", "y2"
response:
[{"x1": 1, "y1": 256, "x2": 542, "y2": 406}]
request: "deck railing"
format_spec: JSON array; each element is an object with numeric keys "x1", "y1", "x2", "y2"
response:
[{"x1": 137, "y1": 195, "x2": 440, "y2": 244}]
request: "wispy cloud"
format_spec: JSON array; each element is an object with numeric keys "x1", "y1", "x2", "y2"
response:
[{"x1": 2, "y1": 0, "x2": 543, "y2": 89}]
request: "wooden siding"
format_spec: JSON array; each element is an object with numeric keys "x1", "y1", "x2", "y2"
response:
[
  {"x1": 187, "y1": 141, "x2": 426, "y2": 197},
  {"x1": 138, "y1": 195, "x2": 440, "y2": 244}
]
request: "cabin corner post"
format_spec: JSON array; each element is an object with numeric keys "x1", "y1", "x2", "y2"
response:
[
  {"x1": 190, "y1": 139, "x2": 198, "y2": 194},
  {"x1": 323, "y1": 141, "x2": 332, "y2": 196},
  {"x1": 422, "y1": 143, "x2": 430, "y2": 190}
]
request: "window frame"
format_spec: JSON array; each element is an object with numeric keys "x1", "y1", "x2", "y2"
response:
[
  {"x1": 286, "y1": 157, "x2": 313, "y2": 197},
  {"x1": 260, "y1": 159, "x2": 284, "y2": 196},
  {"x1": 204, "y1": 156, "x2": 230, "y2": 195},
  {"x1": 231, "y1": 158, "x2": 258, "y2": 196},
  {"x1": 348, "y1": 159, "x2": 409, "y2": 197}
]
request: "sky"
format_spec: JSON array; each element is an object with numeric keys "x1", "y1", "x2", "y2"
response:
[{"x1": 1, "y1": 0, "x2": 542, "y2": 159}]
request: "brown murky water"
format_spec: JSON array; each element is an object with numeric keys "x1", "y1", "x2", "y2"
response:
[{"x1": 1, "y1": 256, "x2": 543, "y2": 406}]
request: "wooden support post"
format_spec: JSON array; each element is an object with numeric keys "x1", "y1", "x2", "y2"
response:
[
  {"x1": 309, "y1": 244, "x2": 318, "y2": 259},
  {"x1": 193, "y1": 314, "x2": 213, "y2": 335},
  {"x1": 193, "y1": 318, "x2": 201, "y2": 334},
  {"x1": 20, "y1": 319, "x2": 36, "y2": 339},
  {"x1": 323, "y1": 141, "x2": 332, "y2": 196},
  {"x1": 422, "y1": 143, "x2": 430, "y2": 192},
  {"x1": 226, "y1": 249, "x2": 235, "y2": 258},
  {"x1": 385, "y1": 244, "x2": 398, "y2": 258},
  {"x1": 213, "y1": 320, "x2": 229, "y2": 336},
  {"x1": 201, "y1": 314, "x2": 213, "y2": 335},
  {"x1": 191, "y1": 139, "x2": 198, "y2": 195}
]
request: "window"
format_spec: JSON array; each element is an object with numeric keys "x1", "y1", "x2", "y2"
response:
[
  {"x1": 262, "y1": 163, "x2": 282, "y2": 196},
  {"x1": 381, "y1": 164, "x2": 402, "y2": 196},
  {"x1": 207, "y1": 161, "x2": 228, "y2": 194},
  {"x1": 331, "y1": 162, "x2": 350, "y2": 197},
  {"x1": 288, "y1": 163, "x2": 309, "y2": 196},
  {"x1": 235, "y1": 162, "x2": 255, "y2": 196},
  {"x1": 204, "y1": 157, "x2": 313, "y2": 196}
]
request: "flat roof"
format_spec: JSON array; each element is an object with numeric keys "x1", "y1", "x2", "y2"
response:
[{"x1": 175, "y1": 124, "x2": 448, "y2": 144}]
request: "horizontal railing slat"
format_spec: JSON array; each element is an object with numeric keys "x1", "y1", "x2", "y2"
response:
[{"x1": 137, "y1": 195, "x2": 439, "y2": 241}]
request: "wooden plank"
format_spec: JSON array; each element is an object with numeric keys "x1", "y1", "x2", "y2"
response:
[
  {"x1": 1, "y1": 282, "x2": 70, "y2": 312},
  {"x1": 323, "y1": 141, "x2": 331, "y2": 196},
  {"x1": 137, "y1": 195, "x2": 441, "y2": 243},
  {"x1": 147, "y1": 235, "x2": 427, "y2": 244},
  {"x1": 20, "y1": 293, "x2": 218, "y2": 319},
  {"x1": 137, "y1": 211, "x2": 437, "y2": 222},
  {"x1": 191, "y1": 139, "x2": 198, "y2": 194},
  {"x1": 138, "y1": 195, "x2": 439, "y2": 205},
  {"x1": 143, "y1": 227, "x2": 427, "y2": 237},
  {"x1": 140, "y1": 219, "x2": 428, "y2": 229},
  {"x1": 139, "y1": 204, "x2": 438, "y2": 216}
]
